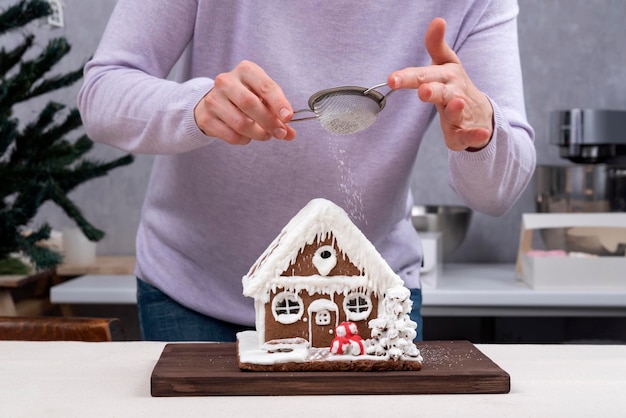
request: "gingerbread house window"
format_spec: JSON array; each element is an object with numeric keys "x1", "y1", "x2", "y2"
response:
[
  {"x1": 312, "y1": 245, "x2": 337, "y2": 276},
  {"x1": 344, "y1": 292, "x2": 372, "y2": 321},
  {"x1": 272, "y1": 291, "x2": 304, "y2": 324}
]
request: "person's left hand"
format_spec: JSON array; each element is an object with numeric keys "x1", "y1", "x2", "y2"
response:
[{"x1": 388, "y1": 17, "x2": 493, "y2": 152}]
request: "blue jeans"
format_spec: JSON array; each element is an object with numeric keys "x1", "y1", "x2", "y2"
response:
[
  {"x1": 410, "y1": 288, "x2": 424, "y2": 341},
  {"x1": 136, "y1": 278, "x2": 252, "y2": 342},
  {"x1": 136, "y1": 278, "x2": 423, "y2": 342}
]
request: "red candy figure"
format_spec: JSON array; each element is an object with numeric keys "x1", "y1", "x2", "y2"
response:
[{"x1": 330, "y1": 321, "x2": 364, "y2": 355}]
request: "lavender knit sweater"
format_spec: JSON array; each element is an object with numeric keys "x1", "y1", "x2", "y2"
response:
[{"x1": 78, "y1": 0, "x2": 535, "y2": 326}]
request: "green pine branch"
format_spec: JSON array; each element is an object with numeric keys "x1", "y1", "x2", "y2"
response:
[
  {"x1": 47, "y1": 181, "x2": 104, "y2": 241},
  {"x1": 0, "y1": 0, "x2": 135, "y2": 271},
  {"x1": 0, "y1": 0, "x2": 51, "y2": 35},
  {"x1": 0, "y1": 117, "x2": 18, "y2": 154},
  {"x1": 10, "y1": 102, "x2": 87, "y2": 164},
  {"x1": 14, "y1": 224, "x2": 63, "y2": 270},
  {"x1": 0, "y1": 33, "x2": 34, "y2": 75},
  {"x1": 58, "y1": 155, "x2": 135, "y2": 192},
  {"x1": 0, "y1": 37, "x2": 73, "y2": 108},
  {"x1": 27, "y1": 65, "x2": 84, "y2": 99}
]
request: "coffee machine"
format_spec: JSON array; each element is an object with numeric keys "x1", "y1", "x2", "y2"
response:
[
  {"x1": 551, "y1": 109, "x2": 626, "y2": 165},
  {"x1": 536, "y1": 109, "x2": 626, "y2": 214}
]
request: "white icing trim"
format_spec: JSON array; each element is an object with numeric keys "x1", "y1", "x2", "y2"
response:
[
  {"x1": 243, "y1": 199, "x2": 403, "y2": 300},
  {"x1": 307, "y1": 298, "x2": 339, "y2": 314},
  {"x1": 312, "y1": 245, "x2": 337, "y2": 276},
  {"x1": 271, "y1": 291, "x2": 304, "y2": 324},
  {"x1": 237, "y1": 331, "x2": 424, "y2": 366},
  {"x1": 265, "y1": 275, "x2": 372, "y2": 304}
]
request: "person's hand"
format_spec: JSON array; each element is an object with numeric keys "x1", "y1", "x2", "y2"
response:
[
  {"x1": 194, "y1": 60, "x2": 296, "y2": 145},
  {"x1": 388, "y1": 18, "x2": 493, "y2": 152}
]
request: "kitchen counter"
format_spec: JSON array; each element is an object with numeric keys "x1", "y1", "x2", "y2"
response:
[
  {"x1": 0, "y1": 340, "x2": 624, "y2": 417},
  {"x1": 50, "y1": 263, "x2": 626, "y2": 317},
  {"x1": 422, "y1": 263, "x2": 626, "y2": 317}
]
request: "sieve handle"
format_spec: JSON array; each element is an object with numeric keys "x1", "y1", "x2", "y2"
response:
[
  {"x1": 363, "y1": 82, "x2": 388, "y2": 95},
  {"x1": 290, "y1": 108, "x2": 317, "y2": 122},
  {"x1": 364, "y1": 82, "x2": 395, "y2": 110}
]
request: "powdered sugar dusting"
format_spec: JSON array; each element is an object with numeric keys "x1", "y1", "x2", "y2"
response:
[
  {"x1": 318, "y1": 109, "x2": 377, "y2": 135},
  {"x1": 314, "y1": 92, "x2": 380, "y2": 135},
  {"x1": 327, "y1": 138, "x2": 365, "y2": 226}
]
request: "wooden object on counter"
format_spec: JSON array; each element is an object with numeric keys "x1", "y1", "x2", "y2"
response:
[
  {"x1": 151, "y1": 340, "x2": 510, "y2": 396},
  {"x1": 56, "y1": 256, "x2": 136, "y2": 277},
  {"x1": 0, "y1": 316, "x2": 125, "y2": 342},
  {"x1": 1, "y1": 256, "x2": 135, "y2": 317},
  {"x1": 0, "y1": 270, "x2": 57, "y2": 316}
]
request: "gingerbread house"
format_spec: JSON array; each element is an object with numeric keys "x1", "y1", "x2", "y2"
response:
[{"x1": 242, "y1": 198, "x2": 404, "y2": 348}]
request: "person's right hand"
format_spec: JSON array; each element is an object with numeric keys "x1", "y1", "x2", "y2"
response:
[
  {"x1": 388, "y1": 18, "x2": 493, "y2": 152},
  {"x1": 194, "y1": 60, "x2": 296, "y2": 145}
]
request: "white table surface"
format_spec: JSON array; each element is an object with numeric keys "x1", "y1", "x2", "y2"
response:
[
  {"x1": 0, "y1": 341, "x2": 625, "y2": 417},
  {"x1": 50, "y1": 263, "x2": 626, "y2": 317}
]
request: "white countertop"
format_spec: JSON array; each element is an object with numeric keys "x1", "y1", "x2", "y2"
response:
[
  {"x1": 51, "y1": 274, "x2": 137, "y2": 304},
  {"x1": 422, "y1": 263, "x2": 626, "y2": 316},
  {"x1": 0, "y1": 341, "x2": 624, "y2": 417},
  {"x1": 50, "y1": 264, "x2": 626, "y2": 317}
]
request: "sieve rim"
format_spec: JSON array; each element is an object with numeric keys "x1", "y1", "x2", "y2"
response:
[{"x1": 307, "y1": 86, "x2": 387, "y2": 113}]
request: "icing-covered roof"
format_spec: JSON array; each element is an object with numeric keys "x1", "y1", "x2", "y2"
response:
[{"x1": 242, "y1": 198, "x2": 403, "y2": 300}]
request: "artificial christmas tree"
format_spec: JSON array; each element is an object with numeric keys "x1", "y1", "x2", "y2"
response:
[{"x1": 0, "y1": 0, "x2": 133, "y2": 273}]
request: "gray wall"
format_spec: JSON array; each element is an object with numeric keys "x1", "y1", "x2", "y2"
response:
[
  {"x1": 20, "y1": 0, "x2": 626, "y2": 261},
  {"x1": 413, "y1": 0, "x2": 626, "y2": 262}
]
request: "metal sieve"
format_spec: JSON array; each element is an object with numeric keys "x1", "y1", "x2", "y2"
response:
[{"x1": 290, "y1": 82, "x2": 394, "y2": 135}]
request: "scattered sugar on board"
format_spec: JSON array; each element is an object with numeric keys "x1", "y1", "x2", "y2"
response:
[{"x1": 418, "y1": 343, "x2": 479, "y2": 370}]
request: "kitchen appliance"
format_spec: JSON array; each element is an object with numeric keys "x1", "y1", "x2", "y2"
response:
[
  {"x1": 550, "y1": 108, "x2": 626, "y2": 164},
  {"x1": 535, "y1": 109, "x2": 626, "y2": 252}
]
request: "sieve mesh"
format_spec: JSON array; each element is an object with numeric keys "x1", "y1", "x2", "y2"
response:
[
  {"x1": 313, "y1": 91, "x2": 381, "y2": 135},
  {"x1": 290, "y1": 83, "x2": 392, "y2": 135}
]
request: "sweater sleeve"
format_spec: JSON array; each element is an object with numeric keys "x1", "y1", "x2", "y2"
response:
[
  {"x1": 77, "y1": 0, "x2": 214, "y2": 154},
  {"x1": 447, "y1": 0, "x2": 537, "y2": 216}
]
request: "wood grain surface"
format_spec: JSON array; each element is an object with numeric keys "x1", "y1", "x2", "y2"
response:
[
  {"x1": 151, "y1": 341, "x2": 510, "y2": 397},
  {"x1": 55, "y1": 256, "x2": 136, "y2": 276}
]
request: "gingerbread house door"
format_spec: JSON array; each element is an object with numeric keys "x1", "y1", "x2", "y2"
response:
[{"x1": 307, "y1": 298, "x2": 339, "y2": 348}]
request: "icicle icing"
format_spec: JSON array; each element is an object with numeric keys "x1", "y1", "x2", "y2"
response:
[{"x1": 242, "y1": 198, "x2": 403, "y2": 302}]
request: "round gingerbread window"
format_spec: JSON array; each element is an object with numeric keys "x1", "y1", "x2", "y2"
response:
[
  {"x1": 312, "y1": 245, "x2": 337, "y2": 276},
  {"x1": 344, "y1": 292, "x2": 372, "y2": 321},
  {"x1": 272, "y1": 291, "x2": 304, "y2": 324}
]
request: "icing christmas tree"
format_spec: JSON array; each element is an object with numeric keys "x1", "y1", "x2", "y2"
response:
[{"x1": 367, "y1": 286, "x2": 421, "y2": 360}]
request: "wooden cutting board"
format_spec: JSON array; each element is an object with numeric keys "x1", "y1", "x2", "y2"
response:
[{"x1": 151, "y1": 341, "x2": 510, "y2": 396}]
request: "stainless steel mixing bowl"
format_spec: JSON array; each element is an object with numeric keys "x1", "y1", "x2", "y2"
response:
[{"x1": 411, "y1": 205, "x2": 473, "y2": 258}]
